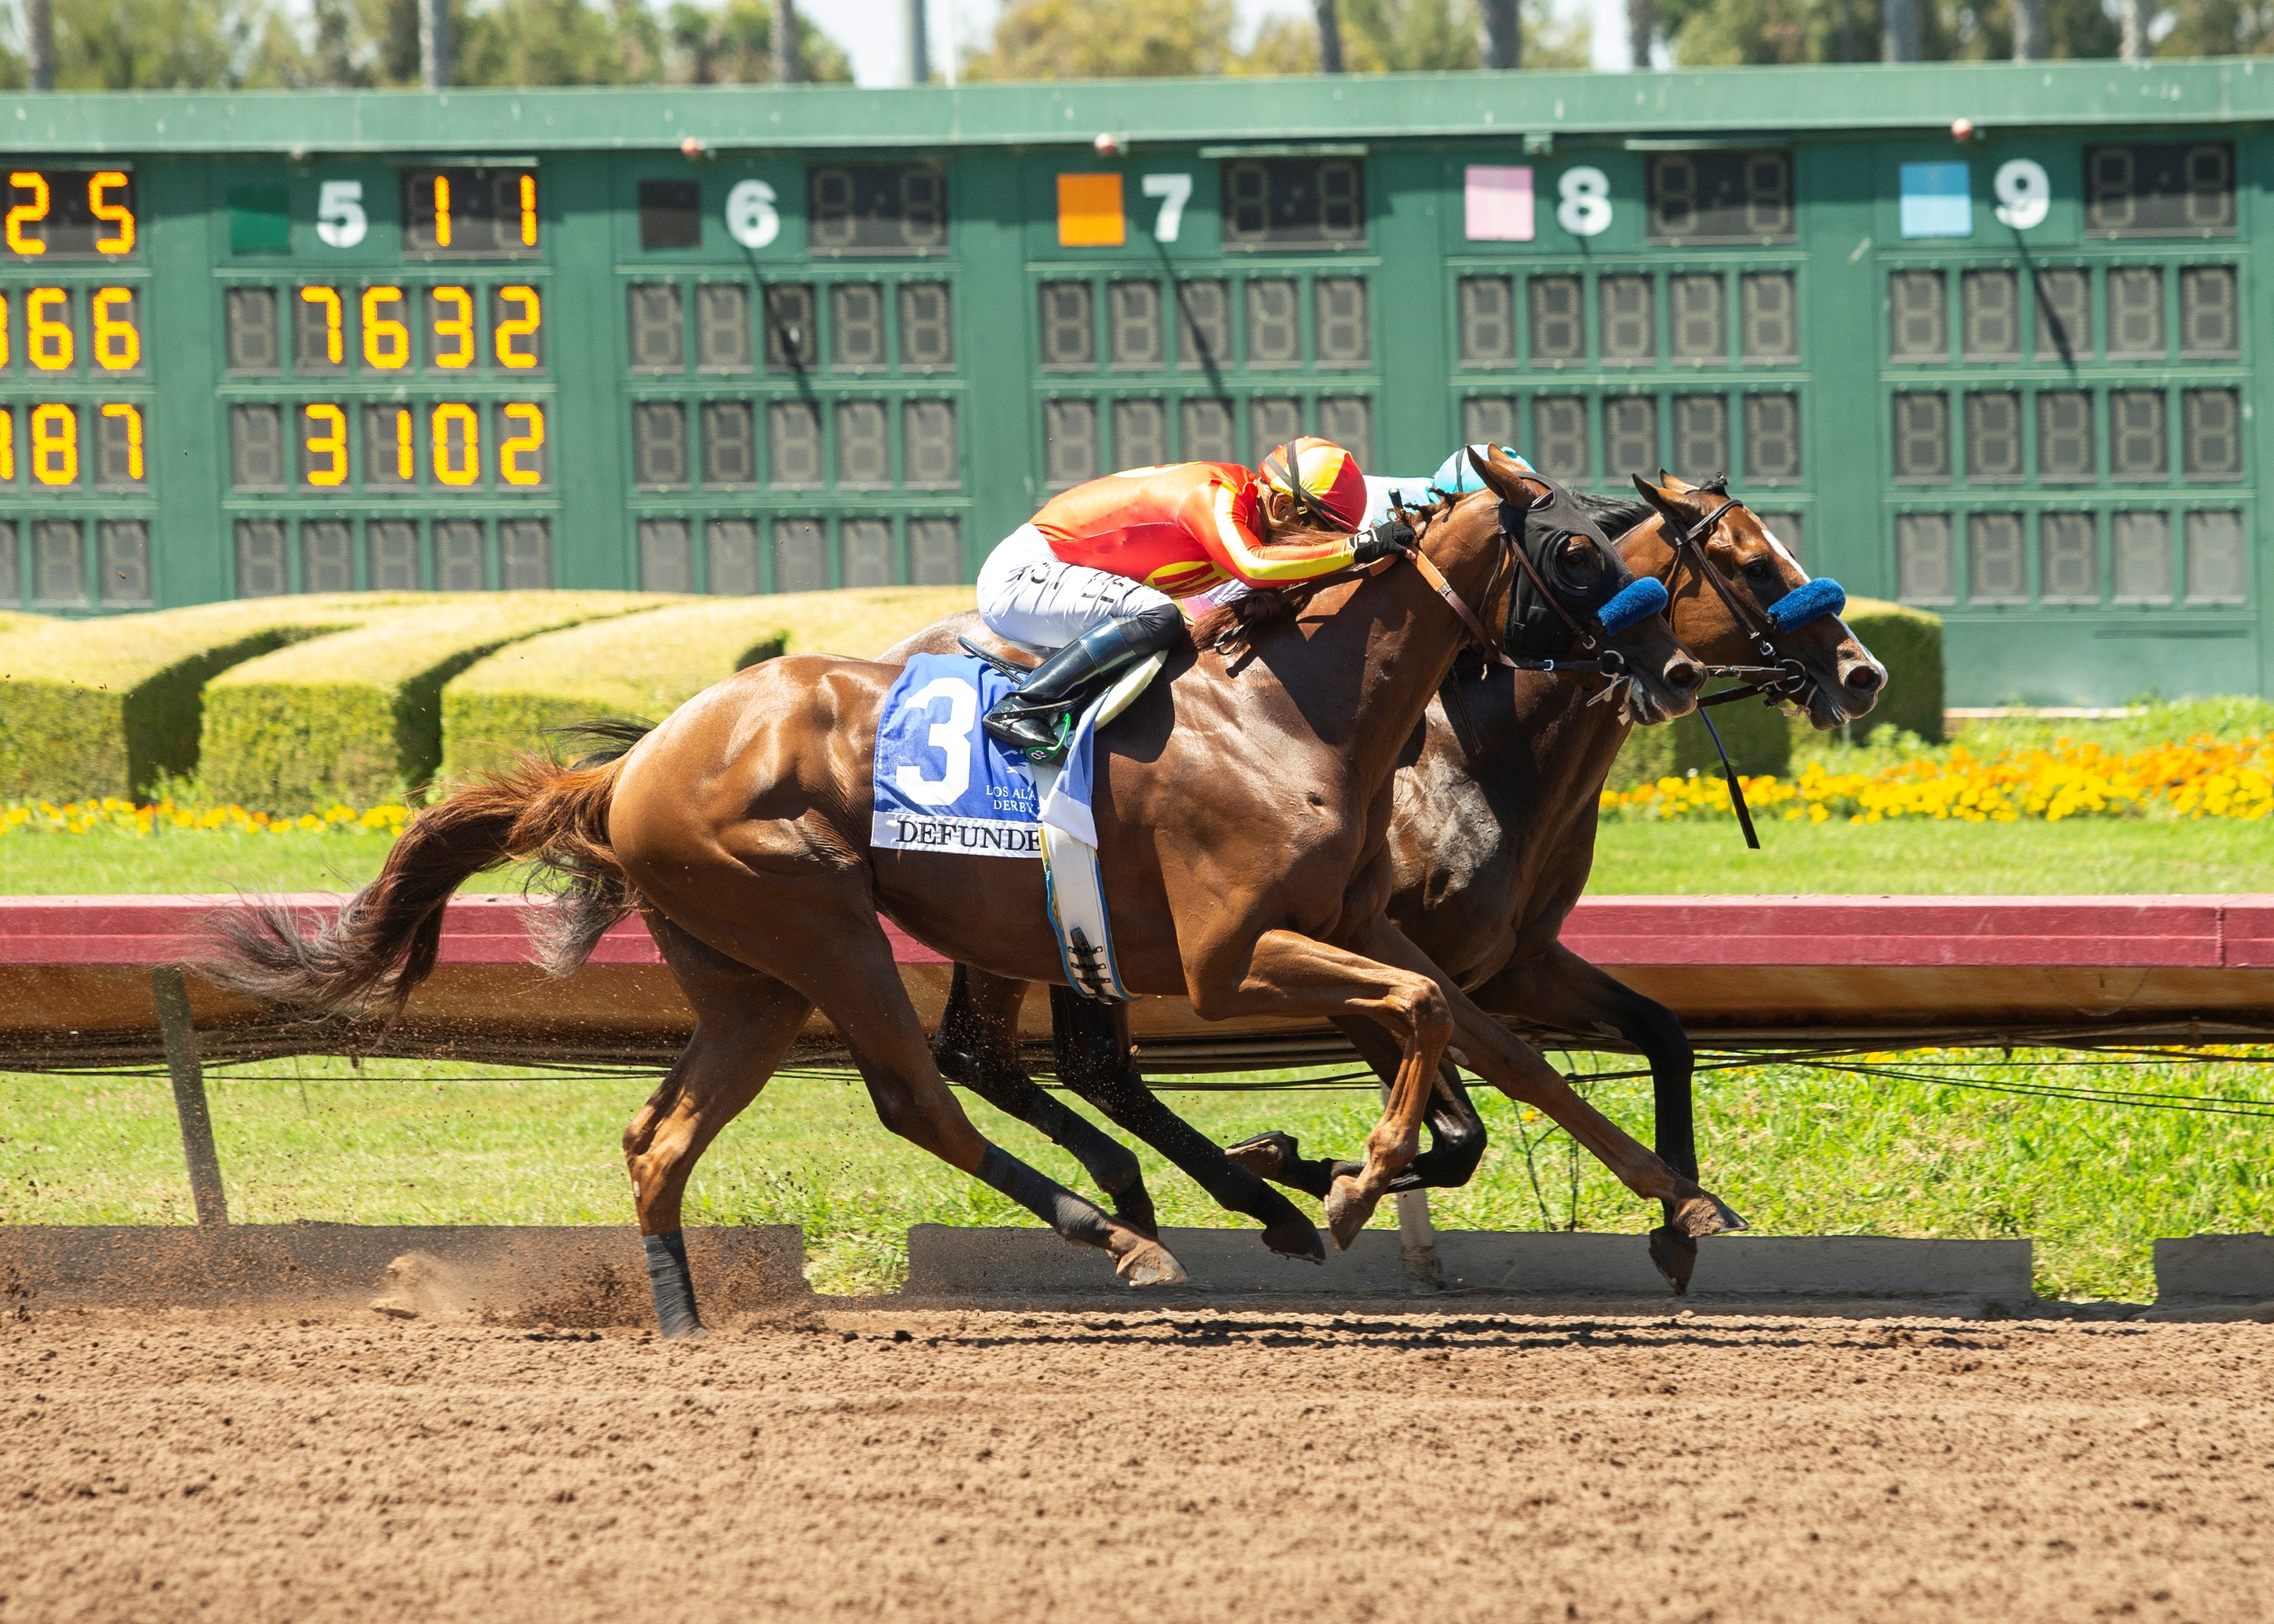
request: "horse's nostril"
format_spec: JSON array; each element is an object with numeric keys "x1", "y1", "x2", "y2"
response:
[
  {"x1": 1844, "y1": 665, "x2": 1884, "y2": 695},
  {"x1": 1667, "y1": 660, "x2": 1703, "y2": 692}
]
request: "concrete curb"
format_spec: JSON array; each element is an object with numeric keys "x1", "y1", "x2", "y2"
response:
[
  {"x1": 903, "y1": 1226, "x2": 2035, "y2": 1302},
  {"x1": 2152, "y1": 1233, "x2": 2274, "y2": 1314},
  {"x1": 0, "y1": 1224, "x2": 810, "y2": 1324}
]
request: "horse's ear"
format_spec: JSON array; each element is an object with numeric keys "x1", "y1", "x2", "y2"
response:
[
  {"x1": 1630, "y1": 473, "x2": 1692, "y2": 529},
  {"x1": 1659, "y1": 470, "x2": 1698, "y2": 494},
  {"x1": 1467, "y1": 446, "x2": 1543, "y2": 506}
]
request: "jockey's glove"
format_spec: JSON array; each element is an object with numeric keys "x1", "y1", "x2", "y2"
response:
[{"x1": 1353, "y1": 519, "x2": 1414, "y2": 566}]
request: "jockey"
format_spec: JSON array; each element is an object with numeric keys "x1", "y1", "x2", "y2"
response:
[
  {"x1": 975, "y1": 438, "x2": 1397, "y2": 756},
  {"x1": 1361, "y1": 442, "x2": 1536, "y2": 526}
]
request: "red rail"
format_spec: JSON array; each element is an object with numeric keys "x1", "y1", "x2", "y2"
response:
[
  {"x1": 2, "y1": 892, "x2": 2269, "y2": 969},
  {"x1": 2, "y1": 893, "x2": 2269, "y2": 1061}
]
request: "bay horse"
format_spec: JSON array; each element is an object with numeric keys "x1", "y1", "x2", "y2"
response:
[
  {"x1": 892, "y1": 472, "x2": 1884, "y2": 1291},
  {"x1": 208, "y1": 454, "x2": 1735, "y2": 1336}
]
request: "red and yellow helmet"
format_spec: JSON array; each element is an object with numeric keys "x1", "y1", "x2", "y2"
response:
[{"x1": 1259, "y1": 438, "x2": 1367, "y2": 533}]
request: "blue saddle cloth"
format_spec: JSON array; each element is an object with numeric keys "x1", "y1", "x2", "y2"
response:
[{"x1": 870, "y1": 653, "x2": 1105, "y2": 857}]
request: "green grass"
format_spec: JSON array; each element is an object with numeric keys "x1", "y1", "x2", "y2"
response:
[
  {"x1": 0, "y1": 826, "x2": 525, "y2": 896},
  {"x1": 0, "y1": 812, "x2": 2264, "y2": 897},
  {"x1": 1587, "y1": 816, "x2": 2274, "y2": 895},
  {"x1": 4, "y1": 1052, "x2": 2264, "y2": 1301}
]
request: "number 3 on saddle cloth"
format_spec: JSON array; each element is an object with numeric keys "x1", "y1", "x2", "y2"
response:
[{"x1": 870, "y1": 651, "x2": 1169, "y2": 1002}]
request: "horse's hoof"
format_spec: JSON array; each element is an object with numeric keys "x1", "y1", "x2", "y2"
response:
[
  {"x1": 1674, "y1": 1190, "x2": 1747, "y2": 1240},
  {"x1": 1324, "y1": 1176, "x2": 1380, "y2": 1251},
  {"x1": 1648, "y1": 1225, "x2": 1699, "y2": 1294},
  {"x1": 1225, "y1": 1131, "x2": 1298, "y2": 1179},
  {"x1": 1263, "y1": 1213, "x2": 1326, "y2": 1264},
  {"x1": 1109, "y1": 1232, "x2": 1188, "y2": 1287}
]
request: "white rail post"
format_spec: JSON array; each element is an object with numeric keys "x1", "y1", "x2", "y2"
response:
[{"x1": 1382, "y1": 1082, "x2": 1441, "y2": 1289}]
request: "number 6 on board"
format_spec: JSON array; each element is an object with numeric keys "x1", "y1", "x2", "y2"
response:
[
  {"x1": 317, "y1": 180, "x2": 367, "y2": 248},
  {"x1": 726, "y1": 180, "x2": 780, "y2": 250}
]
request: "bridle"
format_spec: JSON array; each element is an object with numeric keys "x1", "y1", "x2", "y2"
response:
[{"x1": 1658, "y1": 493, "x2": 1816, "y2": 711}]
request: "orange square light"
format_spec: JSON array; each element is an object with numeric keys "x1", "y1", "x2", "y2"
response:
[{"x1": 1056, "y1": 172, "x2": 1125, "y2": 247}]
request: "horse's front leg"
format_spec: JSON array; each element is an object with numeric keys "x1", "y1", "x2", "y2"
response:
[
  {"x1": 1354, "y1": 922, "x2": 1746, "y2": 1244},
  {"x1": 1188, "y1": 927, "x2": 1454, "y2": 1250}
]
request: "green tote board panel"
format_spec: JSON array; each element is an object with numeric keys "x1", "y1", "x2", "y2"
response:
[{"x1": 3, "y1": 60, "x2": 2272, "y2": 704}]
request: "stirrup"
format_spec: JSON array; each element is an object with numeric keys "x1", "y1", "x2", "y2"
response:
[
  {"x1": 983, "y1": 701, "x2": 1075, "y2": 761},
  {"x1": 1023, "y1": 710, "x2": 1077, "y2": 764}
]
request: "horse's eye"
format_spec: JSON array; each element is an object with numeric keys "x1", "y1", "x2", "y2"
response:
[{"x1": 1742, "y1": 558, "x2": 1779, "y2": 584}]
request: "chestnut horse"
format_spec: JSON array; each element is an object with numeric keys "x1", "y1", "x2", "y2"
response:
[
  {"x1": 209, "y1": 455, "x2": 1735, "y2": 1336},
  {"x1": 892, "y1": 473, "x2": 1884, "y2": 1291}
]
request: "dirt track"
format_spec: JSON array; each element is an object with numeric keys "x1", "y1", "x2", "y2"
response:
[{"x1": 5, "y1": 1306, "x2": 2269, "y2": 1623}]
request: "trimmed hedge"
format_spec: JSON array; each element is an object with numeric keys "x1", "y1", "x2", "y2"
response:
[
  {"x1": 1842, "y1": 596, "x2": 1945, "y2": 743},
  {"x1": 0, "y1": 595, "x2": 431, "y2": 802},
  {"x1": 438, "y1": 586, "x2": 971, "y2": 778},
  {"x1": 201, "y1": 593, "x2": 668, "y2": 808}
]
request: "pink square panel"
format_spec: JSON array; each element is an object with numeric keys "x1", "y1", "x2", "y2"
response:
[{"x1": 1465, "y1": 165, "x2": 1535, "y2": 242}]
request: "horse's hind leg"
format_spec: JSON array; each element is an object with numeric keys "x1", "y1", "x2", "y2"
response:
[
  {"x1": 933, "y1": 964, "x2": 1159, "y2": 1235},
  {"x1": 712, "y1": 897, "x2": 1186, "y2": 1287},
  {"x1": 1049, "y1": 988, "x2": 1324, "y2": 1263},
  {"x1": 625, "y1": 918, "x2": 817, "y2": 1338}
]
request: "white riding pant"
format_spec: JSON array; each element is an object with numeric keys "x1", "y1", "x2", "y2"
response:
[{"x1": 975, "y1": 524, "x2": 1179, "y2": 655}]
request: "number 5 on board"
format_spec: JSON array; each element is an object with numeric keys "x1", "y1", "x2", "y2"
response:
[{"x1": 317, "y1": 180, "x2": 367, "y2": 249}]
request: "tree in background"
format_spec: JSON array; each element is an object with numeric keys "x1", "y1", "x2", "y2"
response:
[
  {"x1": 0, "y1": 0, "x2": 310, "y2": 88},
  {"x1": 0, "y1": 0, "x2": 847, "y2": 88},
  {"x1": 2156, "y1": 0, "x2": 2274, "y2": 53},
  {"x1": 960, "y1": 0, "x2": 1243, "y2": 78},
  {"x1": 1652, "y1": 0, "x2": 2116, "y2": 61},
  {"x1": 1244, "y1": 0, "x2": 1588, "y2": 70}
]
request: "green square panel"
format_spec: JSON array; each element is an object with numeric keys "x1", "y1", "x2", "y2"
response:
[{"x1": 227, "y1": 186, "x2": 291, "y2": 255}]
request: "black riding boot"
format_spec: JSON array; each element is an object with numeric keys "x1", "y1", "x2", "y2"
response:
[{"x1": 982, "y1": 602, "x2": 1186, "y2": 759}]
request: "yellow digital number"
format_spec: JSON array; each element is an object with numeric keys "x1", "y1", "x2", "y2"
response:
[
  {"x1": 301, "y1": 286, "x2": 344, "y2": 364},
  {"x1": 302, "y1": 404, "x2": 347, "y2": 487},
  {"x1": 430, "y1": 286, "x2": 474, "y2": 369},
  {"x1": 520, "y1": 173, "x2": 538, "y2": 246},
  {"x1": 6, "y1": 172, "x2": 48, "y2": 256},
  {"x1": 500, "y1": 402, "x2": 545, "y2": 485},
  {"x1": 0, "y1": 409, "x2": 13, "y2": 481},
  {"x1": 394, "y1": 409, "x2": 415, "y2": 479},
  {"x1": 27, "y1": 288, "x2": 71, "y2": 371},
  {"x1": 362, "y1": 286, "x2": 409, "y2": 370},
  {"x1": 92, "y1": 287, "x2": 138, "y2": 372},
  {"x1": 0, "y1": 291, "x2": 9, "y2": 368},
  {"x1": 432, "y1": 402, "x2": 479, "y2": 485},
  {"x1": 89, "y1": 172, "x2": 134, "y2": 254},
  {"x1": 495, "y1": 285, "x2": 541, "y2": 369},
  {"x1": 31, "y1": 402, "x2": 76, "y2": 485},
  {"x1": 433, "y1": 175, "x2": 453, "y2": 249},
  {"x1": 100, "y1": 402, "x2": 143, "y2": 481}
]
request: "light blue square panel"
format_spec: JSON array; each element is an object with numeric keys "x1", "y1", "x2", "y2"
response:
[{"x1": 1900, "y1": 161, "x2": 1974, "y2": 238}]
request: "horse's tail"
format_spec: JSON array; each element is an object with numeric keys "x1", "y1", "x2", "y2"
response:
[{"x1": 208, "y1": 731, "x2": 649, "y2": 1016}]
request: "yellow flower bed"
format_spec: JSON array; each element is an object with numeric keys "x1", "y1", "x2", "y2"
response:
[
  {"x1": 0, "y1": 798, "x2": 412, "y2": 837},
  {"x1": 1603, "y1": 735, "x2": 2274, "y2": 824}
]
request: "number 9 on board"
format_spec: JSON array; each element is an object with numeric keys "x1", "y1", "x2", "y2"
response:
[{"x1": 1993, "y1": 159, "x2": 2049, "y2": 230}]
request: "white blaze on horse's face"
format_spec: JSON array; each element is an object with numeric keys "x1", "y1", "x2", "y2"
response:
[{"x1": 1756, "y1": 522, "x2": 1808, "y2": 582}]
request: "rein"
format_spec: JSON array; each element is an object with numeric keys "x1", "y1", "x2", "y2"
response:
[{"x1": 1657, "y1": 494, "x2": 1798, "y2": 853}]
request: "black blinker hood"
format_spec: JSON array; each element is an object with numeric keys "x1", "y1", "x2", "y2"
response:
[{"x1": 1497, "y1": 477, "x2": 1641, "y2": 660}]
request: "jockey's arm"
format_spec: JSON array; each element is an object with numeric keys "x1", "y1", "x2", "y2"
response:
[{"x1": 1181, "y1": 476, "x2": 1363, "y2": 591}]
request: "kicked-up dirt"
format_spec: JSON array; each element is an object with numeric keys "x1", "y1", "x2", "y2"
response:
[{"x1": 3, "y1": 1305, "x2": 2268, "y2": 1623}]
